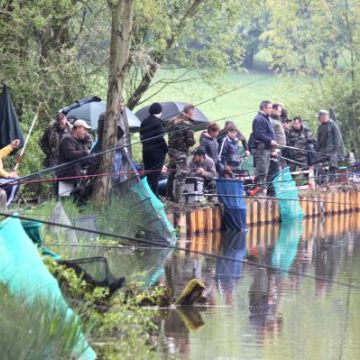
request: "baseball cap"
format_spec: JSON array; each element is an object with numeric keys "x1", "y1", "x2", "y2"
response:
[{"x1": 73, "y1": 119, "x2": 92, "y2": 129}]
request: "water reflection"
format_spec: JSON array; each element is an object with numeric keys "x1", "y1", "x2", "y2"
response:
[
  {"x1": 158, "y1": 213, "x2": 360, "y2": 359},
  {"x1": 248, "y1": 221, "x2": 303, "y2": 341},
  {"x1": 215, "y1": 230, "x2": 247, "y2": 304}
]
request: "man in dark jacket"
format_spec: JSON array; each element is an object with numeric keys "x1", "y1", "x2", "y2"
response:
[
  {"x1": 140, "y1": 102, "x2": 168, "y2": 196},
  {"x1": 40, "y1": 113, "x2": 73, "y2": 167},
  {"x1": 200, "y1": 122, "x2": 221, "y2": 171},
  {"x1": 166, "y1": 104, "x2": 196, "y2": 202},
  {"x1": 58, "y1": 119, "x2": 92, "y2": 180},
  {"x1": 251, "y1": 100, "x2": 278, "y2": 193},
  {"x1": 316, "y1": 110, "x2": 345, "y2": 181},
  {"x1": 287, "y1": 116, "x2": 316, "y2": 171}
]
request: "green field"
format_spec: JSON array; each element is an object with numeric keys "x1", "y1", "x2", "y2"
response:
[{"x1": 135, "y1": 69, "x2": 310, "y2": 137}]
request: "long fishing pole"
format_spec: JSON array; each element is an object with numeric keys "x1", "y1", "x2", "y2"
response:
[
  {"x1": 1, "y1": 211, "x2": 359, "y2": 290},
  {"x1": 14, "y1": 103, "x2": 42, "y2": 171},
  {"x1": 10, "y1": 109, "x2": 257, "y2": 186},
  {"x1": 281, "y1": 144, "x2": 346, "y2": 161},
  {"x1": 122, "y1": 79, "x2": 261, "y2": 138}
]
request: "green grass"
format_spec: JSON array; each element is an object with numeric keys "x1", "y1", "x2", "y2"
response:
[
  {"x1": 134, "y1": 69, "x2": 310, "y2": 137},
  {"x1": 0, "y1": 284, "x2": 86, "y2": 360}
]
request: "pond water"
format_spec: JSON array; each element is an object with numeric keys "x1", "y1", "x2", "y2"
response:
[
  {"x1": 154, "y1": 213, "x2": 360, "y2": 360},
  {"x1": 53, "y1": 212, "x2": 360, "y2": 359}
]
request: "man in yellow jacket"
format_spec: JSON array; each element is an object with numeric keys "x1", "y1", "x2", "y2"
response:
[{"x1": 0, "y1": 139, "x2": 21, "y2": 205}]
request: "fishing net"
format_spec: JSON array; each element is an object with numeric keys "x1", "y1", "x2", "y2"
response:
[
  {"x1": 0, "y1": 217, "x2": 96, "y2": 359},
  {"x1": 58, "y1": 257, "x2": 125, "y2": 293},
  {"x1": 272, "y1": 167, "x2": 304, "y2": 221},
  {"x1": 271, "y1": 221, "x2": 303, "y2": 273}
]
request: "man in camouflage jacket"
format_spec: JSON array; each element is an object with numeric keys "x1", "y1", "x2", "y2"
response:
[{"x1": 166, "y1": 104, "x2": 196, "y2": 202}]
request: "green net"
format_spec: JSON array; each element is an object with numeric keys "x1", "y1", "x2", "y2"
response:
[
  {"x1": 130, "y1": 177, "x2": 177, "y2": 242},
  {"x1": 272, "y1": 167, "x2": 304, "y2": 222},
  {"x1": 0, "y1": 217, "x2": 95, "y2": 359}
]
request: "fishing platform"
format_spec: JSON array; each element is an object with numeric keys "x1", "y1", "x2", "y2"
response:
[{"x1": 167, "y1": 184, "x2": 360, "y2": 235}]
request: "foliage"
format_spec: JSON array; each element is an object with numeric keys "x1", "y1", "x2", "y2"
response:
[
  {"x1": 45, "y1": 257, "x2": 159, "y2": 360},
  {"x1": 0, "y1": 283, "x2": 86, "y2": 360},
  {"x1": 261, "y1": 0, "x2": 360, "y2": 151},
  {"x1": 287, "y1": 70, "x2": 360, "y2": 152},
  {"x1": 125, "y1": 0, "x2": 245, "y2": 108}
]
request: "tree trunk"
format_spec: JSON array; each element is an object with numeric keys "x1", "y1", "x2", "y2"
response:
[{"x1": 92, "y1": 0, "x2": 134, "y2": 204}]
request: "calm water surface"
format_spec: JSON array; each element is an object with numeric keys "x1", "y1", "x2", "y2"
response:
[
  {"x1": 54, "y1": 213, "x2": 360, "y2": 360},
  {"x1": 155, "y1": 214, "x2": 360, "y2": 360}
]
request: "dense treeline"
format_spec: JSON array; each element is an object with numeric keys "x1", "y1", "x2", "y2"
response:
[{"x1": 1, "y1": 0, "x2": 360, "y2": 156}]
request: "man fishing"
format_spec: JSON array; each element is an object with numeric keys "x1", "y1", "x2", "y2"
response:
[
  {"x1": 166, "y1": 104, "x2": 196, "y2": 203},
  {"x1": 250, "y1": 100, "x2": 278, "y2": 195},
  {"x1": 316, "y1": 110, "x2": 345, "y2": 182}
]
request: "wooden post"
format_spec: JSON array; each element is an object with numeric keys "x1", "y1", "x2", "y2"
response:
[
  {"x1": 258, "y1": 200, "x2": 266, "y2": 223},
  {"x1": 195, "y1": 208, "x2": 204, "y2": 234},
  {"x1": 252, "y1": 200, "x2": 259, "y2": 225},
  {"x1": 204, "y1": 207, "x2": 213, "y2": 232},
  {"x1": 187, "y1": 210, "x2": 197, "y2": 236},
  {"x1": 212, "y1": 205, "x2": 222, "y2": 232},
  {"x1": 246, "y1": 199, "x2": 251, "y2": 225},
  {"x1": 273, "y1": 200, "x2": 280, "y2": 222}
]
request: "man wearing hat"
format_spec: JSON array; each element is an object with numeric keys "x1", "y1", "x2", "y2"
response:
[
  {"x1": 316, "y1": 110, "x2": 345, "y2": 181},
  {"x1": 58, "y1": 119, "x2": 92, "y2": 181},
  {"x1": 140, "y1": 102, "x2": 168, "y2": 196}
]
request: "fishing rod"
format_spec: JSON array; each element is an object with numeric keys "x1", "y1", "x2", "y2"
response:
[
  {"x1": 198, "y1": 193, "x2": 358, "y2": 206},
  {"x1": 10, "y1": 109, "x2": 257, "y2": 186},
  {"x1": 121, "y1": 79, "x2": 261, "y2": 138},
  {"x1": 1, "y1": 210, "x2": 359, "y2": 290},
  {"x1": 281, "y1": 144, "x2": 346, "y2": 161},
  {"x1": 9, "y1": 158, "x2": 356, "y2": 193},
  {"x1": 14, "y1": 103, "x2": 42, "y2": 171},
  {"x1": 278, "y1": 155, "x2": 309, "y2": 168}
]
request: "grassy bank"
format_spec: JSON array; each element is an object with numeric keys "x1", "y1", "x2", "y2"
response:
[{"x1": 134, "y1": 69, "x2": 310, "y2": 136}]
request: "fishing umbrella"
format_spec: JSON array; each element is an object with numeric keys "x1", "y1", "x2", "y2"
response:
[
  {"x1": 135, "y1": 101, "x2": 210, "y2": 129},
  {"x1": 61, "y1": 97, "x2": 141, "y2": 131},
  {"x1": 0, "y1": 84, "x2": 24, "y2": 149}
]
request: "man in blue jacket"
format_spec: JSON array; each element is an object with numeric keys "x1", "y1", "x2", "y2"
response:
[{"x1": 251, "y1": 100, "x2": 278, "y2": 194}]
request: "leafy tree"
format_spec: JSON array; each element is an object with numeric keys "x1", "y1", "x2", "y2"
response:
[
  {"x1": 124, "y1": 0, "x2": 244, "y2": 108},
  {"x1": 263, "y1": 0, "x2": 360, "y2": 152},
  {"x1": 0, "y1": 0, "x2": 98, "y2": 124}
]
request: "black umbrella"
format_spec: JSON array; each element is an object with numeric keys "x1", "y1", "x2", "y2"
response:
[
  {"x1": 135, "y1": 101, "x2": 209, "y2": 129},
  {"x1": 0, "y1": 84, "x2": 24, "y2": 149}
]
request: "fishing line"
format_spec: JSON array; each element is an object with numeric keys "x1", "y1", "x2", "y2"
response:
[
  {"x1": 12, "y1": 109, "x2": 257, "y2": 186},
  {"x1": 2, "y1": 211, "x2": 358, "y2": 290},
  {"x1": 122, "y1": 79, "x2": 261, "y2": 137}
]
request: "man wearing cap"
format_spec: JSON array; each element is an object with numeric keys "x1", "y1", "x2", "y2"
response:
[
  {"x1": 188, "y1": 147, "x2": 217, "y2": 190},
  {"x1": 166, "y1": 104, "x2": 196, "y2": 202},
  {"x1": 316, "y1": 110, "x2": 345, "y2": 181},
  {"x1": 58, "y1": 119, "x2": 92, "y2": 181},
  {"x1": 140, "y1": 102, "x2": 168, "y2": 196}
]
